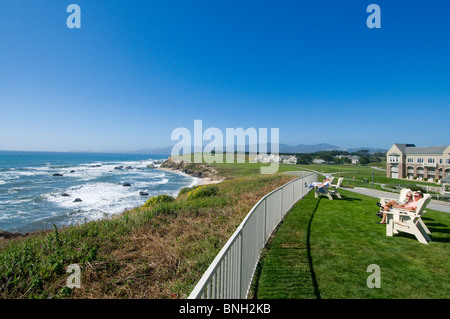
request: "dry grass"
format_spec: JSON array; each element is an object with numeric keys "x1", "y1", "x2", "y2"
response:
[
  {"x1": 62, "y1": 173, "x2": 294, "y2": 299},
  {"x1": 1, "y1": 158, "x2": 295, "y2": 299}
]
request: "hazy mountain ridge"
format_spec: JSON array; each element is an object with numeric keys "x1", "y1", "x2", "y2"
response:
[{"x1": 135, "y1": 143, "x2": 386, "y2": 155}]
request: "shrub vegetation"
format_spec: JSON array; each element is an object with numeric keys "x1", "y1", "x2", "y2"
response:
[{"x1": 0, "y1": 170, "x2": 292, "y2": 299}]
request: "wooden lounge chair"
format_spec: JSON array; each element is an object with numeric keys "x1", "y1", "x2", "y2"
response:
[
  {"x1": 313, "y1": 177, "x2": 342, "y2": 200},
  {"x1": 385, "y1": 194, "x2": 432, "y2": 244},
  {"x1": 379, "y1": 188, "x2": 413, "y2": 220},
  {"x1": 379, "y1": 188, "x2": 412, "y2": 206},
  {"x1": 314, "y1": 185, "x2": 333, "y2": 200},
  {"x1": 329, "y1": 177, "x2": 343, "y2": 199}
]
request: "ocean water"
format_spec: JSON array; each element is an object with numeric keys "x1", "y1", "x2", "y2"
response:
[{"x1": 0, "y1": 151, "x2": 197, "y2": 233}]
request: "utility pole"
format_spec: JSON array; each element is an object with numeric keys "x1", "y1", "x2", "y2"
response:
[{"x1": 372, "y1": 171, "x2": 374, "y2": 189}]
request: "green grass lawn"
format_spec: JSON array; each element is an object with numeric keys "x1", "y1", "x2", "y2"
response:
[
  {"x1": 208, "y1": 157, "x2": 442, "y2": 193},
  {"x1": 213, "y1": 162, "x2": 308, "y2": 178},
  {"x1": 293, "y1": 163, "x2": 447, "y2": 196},
  {"x1": 253, "y1": 189, "x2": 450, "y2": 299}
]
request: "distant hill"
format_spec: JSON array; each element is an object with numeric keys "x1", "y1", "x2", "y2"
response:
[
  {"x1": 266, "y1": 143, "x2": 386, "y2": 154},
  {"x1": 279, "y1": 143, "x2": 341, "y2": 153},
  {"x1": 133, "y1": 146, "x2": 173, "y2": 155},
  {"x1": 136, "y1": 143, "x2": 386, "y2": 155},
  {"x1": 345, "y1": 147, "x2": 387, "y2": 153}
]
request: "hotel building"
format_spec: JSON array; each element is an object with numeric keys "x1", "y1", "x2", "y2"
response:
[{"x1": 386, "y1": 144, "x2": 450, "y2": 181}]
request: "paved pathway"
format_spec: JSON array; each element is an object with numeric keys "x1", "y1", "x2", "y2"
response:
[{"x1": 344, "y1": 187, "x2": 450, "y2": 213}]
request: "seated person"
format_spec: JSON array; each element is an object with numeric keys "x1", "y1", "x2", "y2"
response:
[
  {"x1": 378, "y1": 191, "x2": 423, "y2": 224},
  {"x1": 307, "y1": 176, "x2": 331, "y2": 193},
  {"x1": 377, "y1": 191, "x2": 413, "y2": 210}
]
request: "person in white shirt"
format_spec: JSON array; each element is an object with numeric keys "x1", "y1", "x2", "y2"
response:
[{"x1": 307, "y1": 176, "x2": 331, "y2": 193}]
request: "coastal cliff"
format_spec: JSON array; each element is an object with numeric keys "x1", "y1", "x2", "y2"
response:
[{"x1": 159, "y1": 156, "x2": 223, "y2": 182}]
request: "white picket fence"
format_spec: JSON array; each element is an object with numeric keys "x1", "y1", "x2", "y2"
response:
[{"x1": 188, "y1": 171, "x2": 318, "y2": 299}]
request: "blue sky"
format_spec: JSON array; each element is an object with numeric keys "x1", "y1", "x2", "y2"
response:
[{"x1": 0, "y1": 0, "x2": 449, "y2": 152}]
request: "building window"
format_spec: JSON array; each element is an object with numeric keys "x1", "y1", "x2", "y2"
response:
[
  {"x1": 389, "y1": 156, "x2": 399, "y2": 163},
  {"x1": 406, "y1": 166, "x2": 414, "y2": 178},
  {"x1": 428, "y1": 158, "x2": 435, "y2": 164},
  {"x1": 417, "y1": 158, "x2": 424, "y2": 164},
  {"x1": 407, "y1": 158, "x2": 414, "y2": 163},
  {"x1": 446, "y1": 159, "x2": 450, "y2": 165},
  {"x1": 417, "y1": 167, "x2": 425, "y2": 178}
]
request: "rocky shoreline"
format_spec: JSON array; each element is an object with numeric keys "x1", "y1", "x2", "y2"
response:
[
  {"x1": 0, "y1": 158, "x2": 224, "y2": 239},
  {"x1": 158, "y1": 156, "x2": 225, "y2": 186}
]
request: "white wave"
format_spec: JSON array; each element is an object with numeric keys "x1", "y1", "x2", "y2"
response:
[
  {"x1": 0, "y1": 198, "x2": 32, "y2": 205},
  {"x1": 59, "y1": 162, "x2": 163, "y2": 181},
  {"x1": 132, "y1": 178, "x2": 169, "y2": 188},
  {"x1": 0, "y1": 172, "x2": 20, "y2": 180},
  {"x1": 7, "y1": 187, "x2": 26, "y2": 194},
  {"x1": 47, "y1": 182, "x2": 148, "y2": 221},
  {"x1": 95, "y1": 159, "x2": 158, "y2": 169},
  {"x1": 16, "y1": 210, "x2": 30, "y2": 216},
  {"x1": 155, "y1": 178, "x2": 169, "y2": 185},
  {"x1": 63, "y1": 165, "x2": 116, "y2": 180},
  {"x1": 148, "y1": 173, "x2": 166, "y2": 179},
  {"x1": 188, "y1": 177, "x2": 202, "y2": 188},
  {"x1": 17, "y1": 170, "x2": 48, "y2": 177},
  {"x1": 0, "y1": 214, "x2": 16, "y2": 221},
  {"x1": 0, "y1": 169, "x2": 47, "y2": 180},
  {"x1": 23, "y1": 166, "x2": 51, "y2": 171}
]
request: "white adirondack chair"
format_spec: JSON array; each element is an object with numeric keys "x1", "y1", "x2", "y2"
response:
[
  {"x1": 379, "y1": 188, "x2": 413, "y2": 220},
  {"x1": 329, "y1": 177, "x2": 343, "y2": 199},
  {"x1": 314, "y1": 177, "x2": 343, "y2": 200},
  {"x1": 314, "y1": 185, "x2": 333, "y2": 200},
  {"x1": 385, "y1": 194, "x2": 432, "y2": 244},
  {"x1": 379, "y1": 188, "x2": 412, "y2": 206}
]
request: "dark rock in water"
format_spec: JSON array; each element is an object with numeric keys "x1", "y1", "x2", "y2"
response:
[
  {"x1": 69, "y1": 209, "x2": 82, "y2": 216},
  {"x1": 123, "y1": 183, "x2": 131, "y2": 187},
  {"x1": 139, "y1": 191, "x2": 149, "y2": 196},
  {"x1": 192, "y1": 171, "x2": 203, "y2": 177},
  {"x1": 114, "y1": 166, "x2": 123, "y2": 170},
  {"x1": 53, "y1": 173, "x2": 63, "y2": 177},
  {"x1": 61, "y1": 193, "x2": 70, "y2": 197},
  {"x1": 74, "y1": 198, "x2": 83, "y2": 202},
  {"x1": 125, "y1": 166, "x2": 133, "y2": 169},
  {"x1": 70, "y1": 170, "x2": 75, "y2": 173}
]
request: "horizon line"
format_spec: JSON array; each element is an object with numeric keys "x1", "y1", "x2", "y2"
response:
[{"x1": 0, "y1": 144, "x2": 388, "y2": 155}]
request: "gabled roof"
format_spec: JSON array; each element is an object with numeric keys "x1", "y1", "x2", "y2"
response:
[
  {"x1": 404, "y1": 146, "x2": 449, "y2": 155},
  {"x1": 390, "y1": 144, "x2": 450, "y2": 155},
  {"x1": 393, "y1": 144, "x2": 416, "y2": 153}
]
